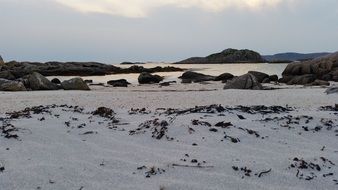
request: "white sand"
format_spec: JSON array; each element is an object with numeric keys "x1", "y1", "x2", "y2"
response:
[
  {"x1": 0, "y1": 83, "x2": 336, "y2": 113},
  {"x1": 0, "y1": 83, "x2": 337, "y2": 190}
]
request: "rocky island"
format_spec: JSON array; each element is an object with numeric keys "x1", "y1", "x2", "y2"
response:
[{"x1": 175, "y1": 48, "x2": 266, "y2": 64}]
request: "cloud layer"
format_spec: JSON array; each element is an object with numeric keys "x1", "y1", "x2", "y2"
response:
[{"x1": 55, "y1": 0, "x2": 284, "y2": 18}]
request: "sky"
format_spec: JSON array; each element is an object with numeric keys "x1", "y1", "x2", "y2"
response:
[{"x1": 0, "y1": 0, "x2": 337, "y2": 63}]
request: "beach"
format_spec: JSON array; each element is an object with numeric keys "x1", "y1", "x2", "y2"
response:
[{"x1": 1, "y1": 82, "x2": 337, "y2": 190}]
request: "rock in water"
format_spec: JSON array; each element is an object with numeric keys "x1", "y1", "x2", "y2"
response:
[
  {"x1": 138, "y1": 72, "x2": 163, "y2": 84},
  {"x1": 27, "y1": 72, "x2": 58, "y2": 90},
  {"x1": 107, "y1": 79, "x2": 130, "y2": 87},
  {"x1": 224, "y1": 74, "x2": 263, "y2": 90},
  {"x1": 0, "y1": 79, "x2": 26, "y2": 91},
  {"x1": 61, "y1": 78, "x2": 90, "y2": 90},
  {"x1": 179, "y1": 71, "x2": 215, "y2": 83}
]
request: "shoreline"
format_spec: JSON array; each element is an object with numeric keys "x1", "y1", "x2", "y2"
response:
[{"x1": 0, "y1": 82, "x2": 336, "y2": 113}]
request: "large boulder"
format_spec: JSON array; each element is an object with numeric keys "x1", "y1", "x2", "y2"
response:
[
  {"x1": 280, "y1": 52, "x2": 338, "y2": 84},
  {"x1": 107, "y1": 79, "x2": 130, "y2": 87},
  {"x1": 179, "y1": 71, "x2": 215, "y2": 83},
  {"x1": 214, "y1": 73, "x2": 234, "y2": 82},
  {"x1": 61, "y1": 78, "x2": 90, "y2": 90},
  {"x1": 248, "y1": 71, "x2": 269, "y2": 83},
  {"x1": 26, "y1": 72, "x2": 58, "y2": 90},
  {"x1": 138, "y1": 72, "x2": 163, "y2": 84},
  {"x1": 0, "y1": 79, "x2": 26, "y2": 91},
  {"x1": 224, "y1": 74, "x2": 263, "y2": 90}
]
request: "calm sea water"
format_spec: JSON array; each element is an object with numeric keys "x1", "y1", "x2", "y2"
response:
[{"x1": 49, "y1": 63, "x2": 288, "y2": 84}]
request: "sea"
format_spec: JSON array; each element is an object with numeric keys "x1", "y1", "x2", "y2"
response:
[{"x1": 48, "y1": 63, "x2": 288, "y2": 84}]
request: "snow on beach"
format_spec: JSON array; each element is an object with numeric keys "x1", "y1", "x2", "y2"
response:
[{"x1": 0, "y1": 83, "x2": 337, "y2": 190}]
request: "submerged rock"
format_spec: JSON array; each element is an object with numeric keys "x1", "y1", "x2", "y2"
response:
[
  {"x1": 61, "y1": 78, "x2": 90, "y2": 90},
  {"x1": 224, "y1": 73, "x2": 263, "y2": 90}
]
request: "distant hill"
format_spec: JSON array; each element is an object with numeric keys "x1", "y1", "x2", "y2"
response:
[
  {"x1": 263, "y1": 52, "x2": 331, "y2": 62},
  {"x1": 175, "y1": 48, "x2": 266, "y2": 64}
]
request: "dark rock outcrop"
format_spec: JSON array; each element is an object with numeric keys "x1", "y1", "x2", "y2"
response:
[
  {"x1": 25, "y1": 72, "x2": 58, "y2": 90},
  {"x1": 176, "y1": 48, "x2": 266, "y2": 64},
  {"x1": 159, "y1": 81, "x2": 177, "y2": 87},
  {"x1": 107, "y1": 79, "x2": 130, "y2": 87},
  {"x1": 269, "y1": 75, "x2": 279, "y2": 82},
  {"x1": 179, "y1": 71, "x2": 215, "y2": 83},
  {"x1": 124, "y1": 65, "x2": 183, "y2": 73},
  {"x1": 138, "y1": 72, "x2": 163, "y2": 84},
  {"x1": 280, "y1": 52, "x2": 338, "y2": 84},
  {"x1": 0, "y1": 61, "x2": 184, "y2": 79},
  {"x1": 0, "y1": 71, "x2": 16, "y2": 80},
  {"x1": 223, "y1": 74, "x2": 263, "y2": 90},
  {"x1": 214, "y1": 73, "x2": 234, "y2": 82},
  {"x1": 248, "y1": 71, "x2": 269, "y2": 83},
  {"x1": 61, "y1": 78, "x2": 90, "y2": 90},
  {"x1": 120, "y1": 62, "x2": 145, "y2": 65},
  {"x1": 51, "y1": 78, "x2": 61, "y2": 84},
  {"x1": 0, "y1": 79, "x2": 26, "y2": 91}
]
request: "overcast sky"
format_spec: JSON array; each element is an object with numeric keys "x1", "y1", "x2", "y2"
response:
[{"x1": 0, "y1": 0, "x2": 337, "y2": 63}]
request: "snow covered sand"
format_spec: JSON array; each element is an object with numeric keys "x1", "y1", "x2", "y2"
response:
[{"x1": 0, "y1": 83, "x2": 337, "y2": 190}]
